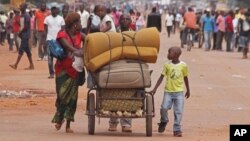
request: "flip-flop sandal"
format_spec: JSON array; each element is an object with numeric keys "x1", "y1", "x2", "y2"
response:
[
  {"x1": 9, "y1": 65, "x2": 17, "y2": 70},
  {"x1": 55, "y1": 120, "x2": 65, "y2": 130}
]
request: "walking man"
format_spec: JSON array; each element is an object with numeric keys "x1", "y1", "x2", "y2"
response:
[
  {"x1": 147, "y1": 7, "x2": 162, "y2": 32},
  {"x1": 9, "y1": 3, "x2": 34, "y2": 70},
  {"x1": 216, "y1": 11, "x2": 226, "y2": 51},
  {"x1": 35, "y1": 2, "x2": 50, "y2": 61},
  {"x1": 202, "y1": 10, "x2": 214, "y2": 51},
  {"x1": 77, "y1": 3, "x2": 89, "y2": 34},
  {"x1": 44, "y1": 3, "x2": 65, "y2": 79}
]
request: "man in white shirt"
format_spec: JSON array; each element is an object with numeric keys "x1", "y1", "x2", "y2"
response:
[
  {"x1": 232, "y1": 17, "x2": 239, "y2": 49},
  {"x1": 165, "y1": 12, "x2": 174, "y2": 37},
  {"x1": 175, "y1": 13, "x2": 182, "y2": 30},
  {"x1": 44, "y1": 4, "x2": 65, "y2": 78},
  {"x1": 0, "y1": 11, "x2": 8, "y2": 45},
  {"x1": 77, "y1": 4, "x2": 89, "y2": 34}
]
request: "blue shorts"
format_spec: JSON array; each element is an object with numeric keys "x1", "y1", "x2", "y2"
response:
[{"x1": 19, "y1": 38, "x2": 31, "y2": 57}]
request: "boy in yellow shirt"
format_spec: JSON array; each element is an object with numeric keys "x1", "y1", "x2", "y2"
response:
[{"x1": 150, "y1": 47, "x2": 190, "y2": 137}]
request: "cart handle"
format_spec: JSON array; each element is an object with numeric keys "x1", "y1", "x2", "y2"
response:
[{"x1": 145, "y1": 91, "x2": 155, "y2": 117}]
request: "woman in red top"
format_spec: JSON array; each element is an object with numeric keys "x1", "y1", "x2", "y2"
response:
[{"x1": 51, "y1": 12, "x2": 85, "y2": 133}]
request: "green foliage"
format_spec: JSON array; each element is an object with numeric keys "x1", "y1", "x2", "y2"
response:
[
  {"x1": 237, "y1": 0, "x2": 250, "y2": 8},
  {"x1": 0, "y1": 0, "x2": 10, "y2": 4}
]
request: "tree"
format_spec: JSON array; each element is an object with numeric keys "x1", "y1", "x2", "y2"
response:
[
  {"x1": 237, "y1": 0, "x2": 250, "y2": 8},
  {"x1": 0, "y1": 0, "x2": 10, "y2": 4}
]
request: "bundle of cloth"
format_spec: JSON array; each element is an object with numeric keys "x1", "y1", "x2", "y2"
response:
[{"x1": 83, "y1": 27, "x2": 160, "y2": 88}]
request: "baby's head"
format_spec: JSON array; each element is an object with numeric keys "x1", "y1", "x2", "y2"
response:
[{"x1": 167, "y1": 47, "x2": 182, "y2": 60}]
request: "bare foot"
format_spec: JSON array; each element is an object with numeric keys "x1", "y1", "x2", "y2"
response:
[
  {"x1": 55, "y1": 120, "x2": 65, "y2": 130},
  {"x1": 242, "y1": 56, "x2": 248, "y2": 59},
  {"x1": 9, "y1": 64, "x2": 17, "y2": 70},
  {"x1": 66, "y1": 128, "x2": 74, "y2": 133},
  {"x1": 24, "y1": 66, "x2": 35, "y2": 70}
]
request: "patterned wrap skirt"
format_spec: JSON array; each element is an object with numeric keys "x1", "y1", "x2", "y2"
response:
[{"x1": 52, "y1": 71, "x2": 78, "y2": 123}]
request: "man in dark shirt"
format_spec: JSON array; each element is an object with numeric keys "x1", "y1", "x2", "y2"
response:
[
  {"x1": 10, "y1": 3, "x2": 34, "y2": 70},
  {"x1": 238, "y1": 12, "x2": 250, "y2": 59},
  {"x1": 147, "y1": 7, "x2": 162, "y2": 32}
]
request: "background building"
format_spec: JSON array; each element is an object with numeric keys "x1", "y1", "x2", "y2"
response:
[
  {"x1": 236, "y1": 0, "x2": 250, "y2": 8},
  {"x1": 10, "y1": 0, "x2": 25, "y2": 7}
]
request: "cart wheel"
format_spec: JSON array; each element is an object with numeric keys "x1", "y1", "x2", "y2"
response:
[
  {"x1": 88, "y1": 93, "x2": 95, "y2": 135},
  {"x1": 146, "y1": 95, "x2": 153, "y2": 137}
]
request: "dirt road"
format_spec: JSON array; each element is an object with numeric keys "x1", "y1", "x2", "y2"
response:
[{"x1": 1, "y1": 32, "x2": 250, "y2": 141}]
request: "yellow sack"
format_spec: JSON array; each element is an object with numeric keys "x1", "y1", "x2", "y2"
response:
[{"x1": 84, "y1": 27, "x2": 160, "y2": 72}]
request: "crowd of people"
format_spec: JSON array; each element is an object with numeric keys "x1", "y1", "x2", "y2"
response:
[
  {"x1": 163, "y1": 7, "x2": 250, "y2": 58},
  {"x1": 0, "y1": 1, "x2": 149, "y2": 134},
  {"x1": 0, "y1": 3, "x2": 146, "y2": 71}
]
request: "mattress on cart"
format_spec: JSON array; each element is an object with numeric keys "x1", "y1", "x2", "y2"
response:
[
  {"x1": 95, "y1": 59, "x2": 151, "y2": 88},
  {"x1": 84, "y1": 27, "x2": 160, "y2": 72}
]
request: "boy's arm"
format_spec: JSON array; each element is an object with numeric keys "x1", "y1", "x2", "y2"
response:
[
  {"x1": 184, "y1": 76, "x2": 190, "y2": 99},
  {"x1": 81, "y1": 32, "x2": 86, "y2": 47},
  {"x1": 159, "y1": 15, "x2": 162, "y2": 32},
  {"x1": 100, "y1": 21, "x2": 112, "y2": 32},
  {"x1": 182, "y1": 14, "x2": 186, "y2": 25},
  {"x1": 44, "y1": 23, "x2": 48, "y2": 38},
  {"x1": 216, "y1": 16, "x2": 220, "y2": 26},
  {"x1": 34, "y1": 15, "x2": 37, "y2": 34},
  {"x1": 202, "y1": 19, "x2": 204, "y2": 32},
  {"x1": 150, "y1": 74, "x2": 164, "y2": 95},
  {"x1": 212, "y1": 19, "x2": 214, "y2": 32}
]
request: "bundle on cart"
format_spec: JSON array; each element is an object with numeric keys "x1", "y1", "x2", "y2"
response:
[
  {"x1": 83, "y1": 27, "x2": 160, "y2": 72},
  {"x1": 84, "y1": 28, "x2": 160, "y2": 118},
  {"x1": 94, "y1": 59, "x2": 151, "y2": 88}
]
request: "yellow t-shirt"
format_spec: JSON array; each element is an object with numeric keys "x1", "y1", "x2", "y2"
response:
[{"x1": 161, "y1": 61, "x2": 188, "y2": 92}]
